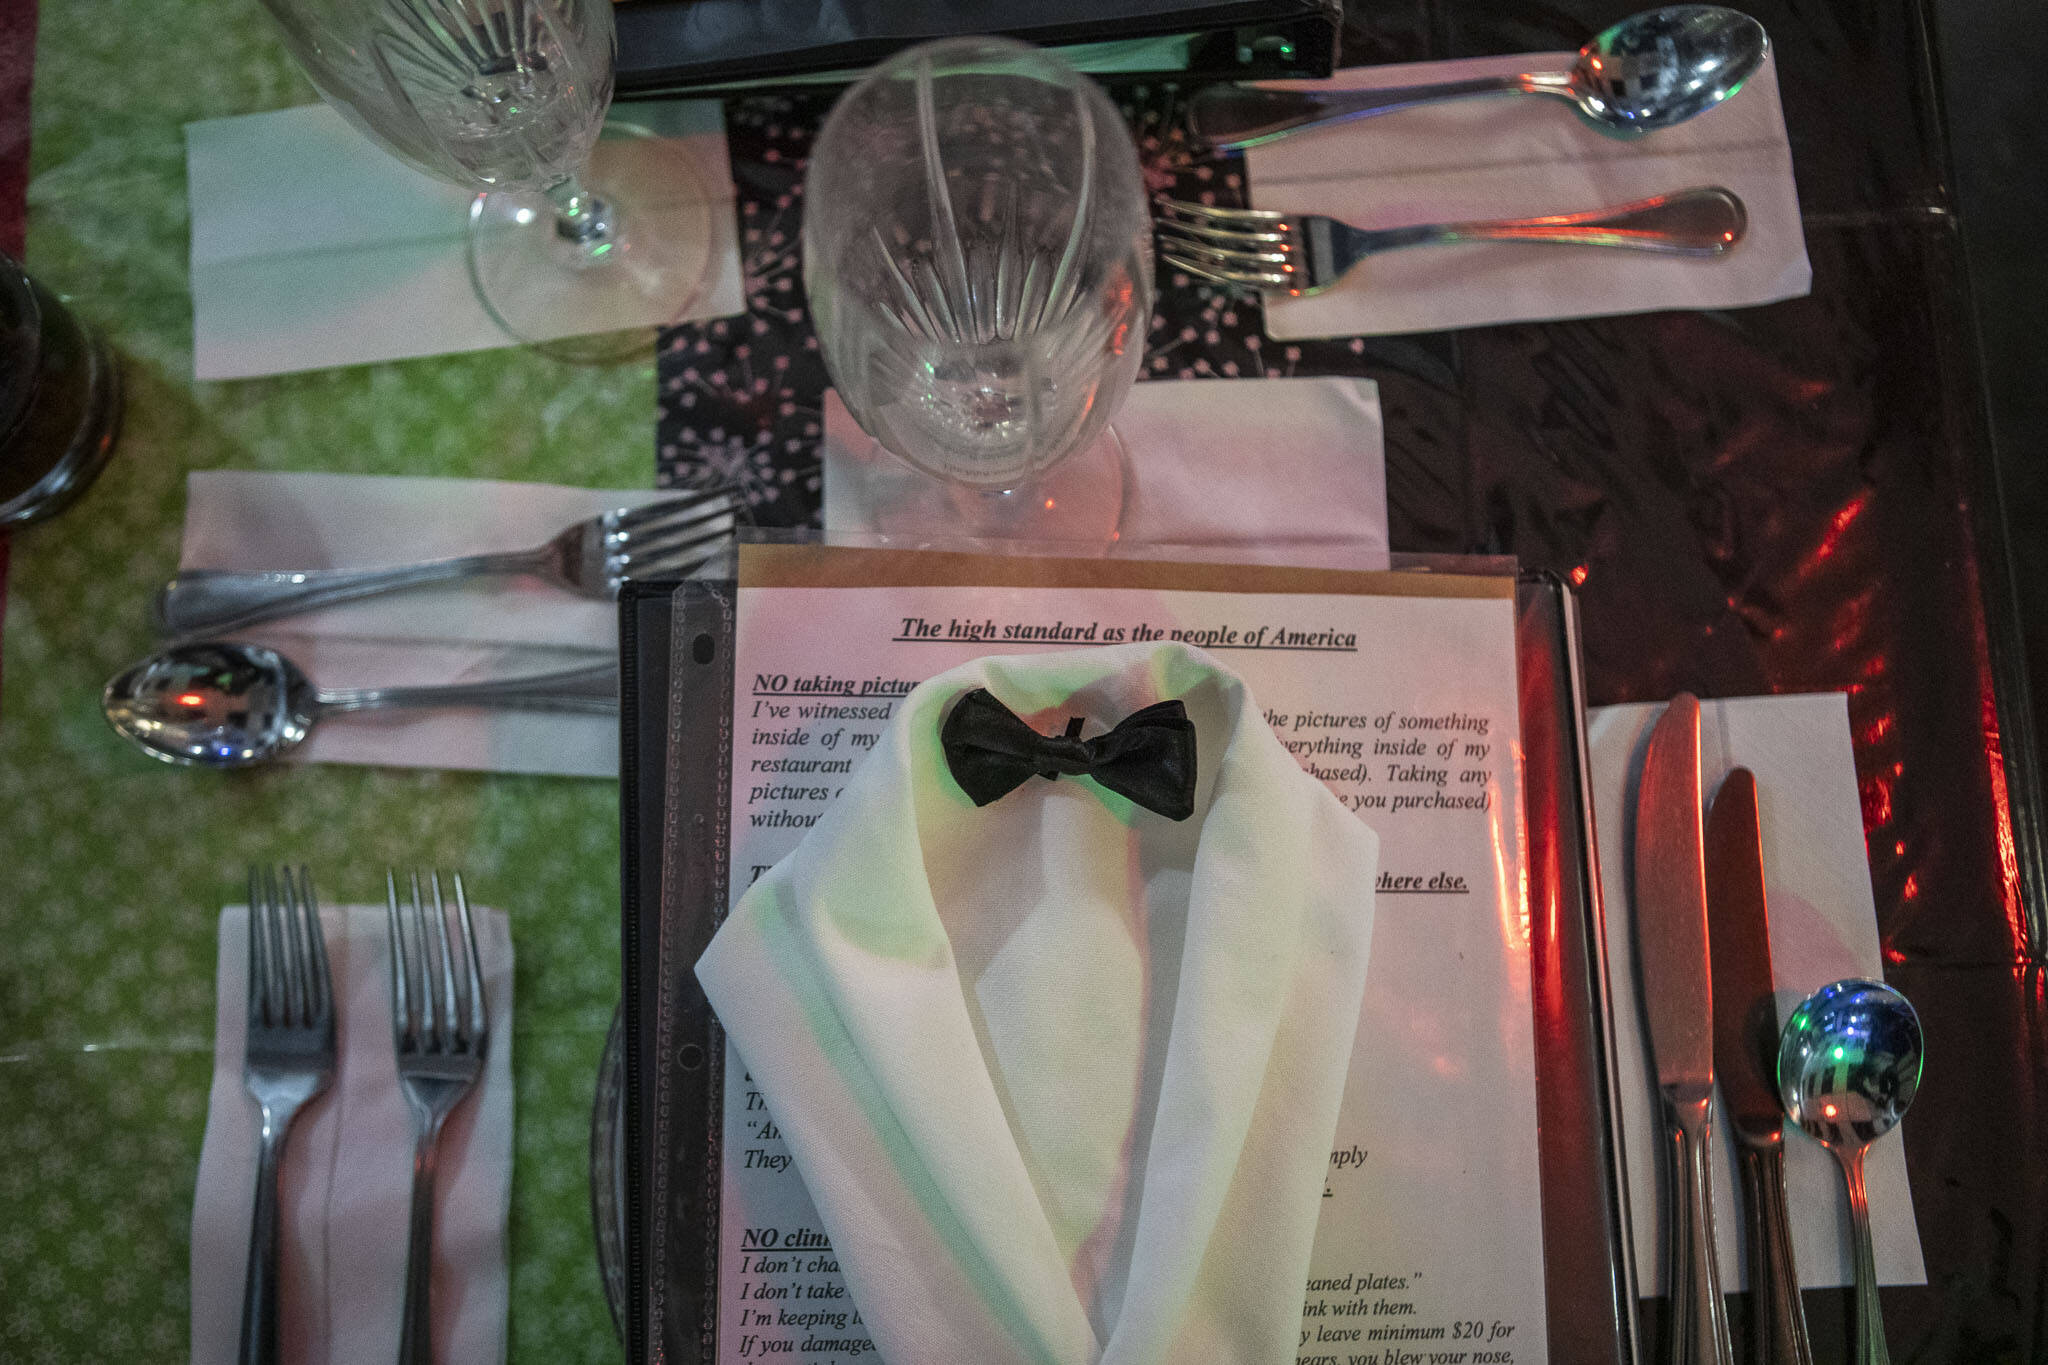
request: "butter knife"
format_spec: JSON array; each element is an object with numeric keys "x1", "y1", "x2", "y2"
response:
[
  {"x1": 1633, "y1": 694, "x2": 1734, "y2": 1365},
  {"x1": 1706, "y1": 768, "x2": 1814, "y2": 1365}
]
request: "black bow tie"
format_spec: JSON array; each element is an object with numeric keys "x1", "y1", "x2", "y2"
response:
[{"x1": 939, "y1": 689, "x2": 1197, "y2": 821}]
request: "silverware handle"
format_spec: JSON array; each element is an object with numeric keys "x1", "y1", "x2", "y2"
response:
[
  {"x1": 1838, "y1": 1147, "x2": 1890, "y2": 1365},
  {"x1": 1739, "y1": 1142, "x2": 1814, "y2": 1365},
  {"x1": 156, "y1": 550, "x2": 542, "y2": 636},
  {"x1": 238, "y1": 1116, "x2": 286, "y2": 1365},
  {"x1": 1375, "y1": 187, "x2": 1747, "y2": 257},
  {"x1": 1188, "y1": 72, "x2": 1570, "y2": 149},
  {"x1": 1666, "y1": 1092, "x2": 1735, "y2": 1365},
  {"x1": 398, "y1": 1123, "x2": 443, "y2": 1365},
  {"x1": 314, "y1": 662, "x2": 619, "y2": 716}
]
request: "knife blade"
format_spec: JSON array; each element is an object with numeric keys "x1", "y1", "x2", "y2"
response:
[
  {"x1": 1706, "y1": 767, "x2": 1814, "y2": 1365},
  {"x1": 1632, "y1": 693, "x2": 1733, "y2": 1365}
]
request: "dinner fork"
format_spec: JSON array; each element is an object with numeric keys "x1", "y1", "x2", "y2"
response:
[
  {"x1": 240, "y1": 865, "x2": 335, "y2": 1365},
  {"x1": 387, "y1": 869, "x2": 488, "y2": 1365},
  {"x1": 1154, "y1": 186, "x2": 1747, "y2": 297},
  {"x1": 155, "y1": 486, "x2": 742, "y2": 637}
]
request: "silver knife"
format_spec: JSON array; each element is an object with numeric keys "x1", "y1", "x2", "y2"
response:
[
  {"x1": 1706, "y1": 767, "x2": 1814, "y2": 1365},
  {"x1": 1633, "y1": 694, "x2": 1734, "y2": 1365}
]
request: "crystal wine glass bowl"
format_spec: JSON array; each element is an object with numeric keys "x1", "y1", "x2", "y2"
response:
[
  {"x1": 258, "y1": 0, "x2": 713, "y2": 362},
  {"x1": 804, "y1": 37, "x2": 1153, "y2": 540}
]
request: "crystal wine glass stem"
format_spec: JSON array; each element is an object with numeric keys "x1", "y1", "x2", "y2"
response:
[{"x1": 544, "y1": 172, "x2": 618, "y2": 250}]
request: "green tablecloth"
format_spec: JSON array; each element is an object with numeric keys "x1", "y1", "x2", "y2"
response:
[{"x1": 1, "y1": 3, "x2": 654, "y2": 1359}]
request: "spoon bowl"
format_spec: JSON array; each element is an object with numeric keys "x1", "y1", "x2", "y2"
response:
[
  {"x1": 1777, "y1": 977, "x2": 1923, "y2": 1150},
  {"x1": 103, "y1": 641, "x2": 315, "y2": 766},
  {"x1": 1573, "y1": 6, "x2": 1773, "y2": 135},
  {"x1": 1777, "y1": 977, "x2": 1922, "y2": 1365}
]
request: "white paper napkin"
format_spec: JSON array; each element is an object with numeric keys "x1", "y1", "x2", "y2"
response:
[
  {"x1": 823, "y1": 376, "x2": 1390, "y2": 563},
  {"x1": 1588, "y1": 693, "x2": 1927, "y2": 1292},
  {"x1": 176, "y1": 470, "x2": 699, "y2": 778},
  {"x1": 186, "y1": 101, "x2": 746, "y2": 379},
  {"x1": 698, "y1": 642, "x2": 1379, "y2": 1365},
  {"x1": 190, "y1": 901, "x2": 514, "y2": 1365},
  {"x1": 1243, "y1": 50, "x2": 1810, "y2": 340}
]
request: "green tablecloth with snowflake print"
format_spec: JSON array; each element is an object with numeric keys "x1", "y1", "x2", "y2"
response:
[{"x1": 0, "y1": 4, "x2": 651, "y2": 1359}]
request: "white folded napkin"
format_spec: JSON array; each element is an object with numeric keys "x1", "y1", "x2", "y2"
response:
[
  {"x1": 190, "y1": 901, "x2": 514, "y2": 1365},
  {"x1": 185, "y1": 101, "x2": 746, "y2": 379},
  {"x1": 175, "y1": 470, "x2": 706, "y2": 778},
  {"x1": 1588, "y1": 693, "x2": 1927, "y2": 1291},
  {"x1": 697, "y1": 642, "x2": 1379, "y2": 1365},
  {"x1": 822, "y1": 376, "x2": 1390, "y2": 563},
  {"x1": 1244, "y1": 49, "x2": 1810, "y2": 340}
]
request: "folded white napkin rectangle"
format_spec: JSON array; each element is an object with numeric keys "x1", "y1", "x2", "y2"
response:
[
  {"x1": 185, "y1": 101, "x2": 745, "y2": 379},
  {"x1": 823, "y1": 376, "x2": 1390, "y2": 563},
  {"x1": 1589, "y1": 693, "x2": 1926, "y2": 1291},
  {"x1": 1244, "y1": 50, "x2": 1809, "y2": 339},
  {"x1": 177, "y1": 470, "x2": 692, "y2": 778},
  {"x1": 190, "y1": 901, "x2": 514, "y2": 1365},
  {"x1": 699, "y1": 643, "x2": 1379, "y2": 1365}
]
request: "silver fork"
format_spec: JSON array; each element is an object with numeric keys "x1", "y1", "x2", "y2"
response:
[
  {"x1": 387, "y1": 869, "x2": 488, "y2": 1365},
  {"x1": 1154, "y1": 186, "x2": 1747, "y2": 297},
  {"x1": 155, "y1": 486, "x2": 742, "y2": 637},
  {"x1": 240, "y1": 865, "x2": 336, "y2": 1365}
]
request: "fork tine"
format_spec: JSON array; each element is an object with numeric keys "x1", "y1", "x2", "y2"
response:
[
  {"x1": 430, "y1": 871, "x2": 459, "y2": 1052},
  {"x1": 1160, "y1": 250, "x2": 1294, "y2": 291},
  {"x1": 387, "y1": 869, "x2": 410, "y2": 1046},
  {"x1": 1154, "y1": 225, "x2": 1293, "y2": 268},
  {"x1": 453, "y1": 873, "x2": 486, "y2": 1049},
  {"x1": 610, "y1": 490, "x2": 736, "y2": 536},
  {"x1": 409, "y1": 870, "x2": 436, "y2": 1047},
  {"x1": 261, "y1": 866, "x2": 290, "y2": 1027},
  {"x1": 1155, "y1": 197, "x2": 1286, "y2": 226},
  {"x1": 247, "y1": 866, "x2": 268, "y2": 1029},
  {"x1": 297, "y1": 866, "x2": 331, "y2": 1023},
  {"x1": 280, "y1": 866, "x2": 310, "y2": 1027}
]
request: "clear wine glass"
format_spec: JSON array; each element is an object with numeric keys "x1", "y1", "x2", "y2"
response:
[
  {"x1": 257, "y1": 0, "x2": 714, "y2": 362},
  {"x1": 804, "y1": 37, "x2": 1153, "y2": 542}
]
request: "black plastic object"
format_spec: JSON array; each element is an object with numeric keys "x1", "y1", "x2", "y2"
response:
[{"x1": 614, "y1": 0, "x2": 1339, "y2": 96}]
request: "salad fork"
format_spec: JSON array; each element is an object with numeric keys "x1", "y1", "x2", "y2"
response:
[
  {"x1": 240, "y1": 865, "x2": 335, "y2": 1365},
  {"x1": 387, "y1": 869, "x2": 488, "y2": 1365},
  {"x1": 1154, "y1": 186, "x2": 1747, "y2": 297},
  {"x1": 155, "y1": 486, "x2": 742, "y2": 637}
]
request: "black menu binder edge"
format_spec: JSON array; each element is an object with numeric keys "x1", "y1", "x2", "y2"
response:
[{"x1": 618, "y1": 569, "x2": 1642, "y2": 1365}]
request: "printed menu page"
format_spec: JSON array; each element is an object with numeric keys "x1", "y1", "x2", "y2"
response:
[{"x1": 715, "y1": 547, "x2": 1544, "y2": 1365}]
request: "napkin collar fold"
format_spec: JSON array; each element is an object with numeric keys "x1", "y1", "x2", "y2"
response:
[{"x1": 698, "y1": 641, "x2": 1380, "y2": 1365}]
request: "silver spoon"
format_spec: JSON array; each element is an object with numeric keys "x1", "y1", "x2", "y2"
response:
[
  {"x1": 1188, "y1": 5, "x2": 1770, "y2": 150},
  {"x1": 102, "y1": 640, "x2": 616, "y2": 768},
  {"x1": 1776, "y1": 978, "x2": 1924, "y2": 1365}
]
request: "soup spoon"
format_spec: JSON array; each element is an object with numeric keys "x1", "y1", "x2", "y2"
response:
[
  {"x1": 103, "y1": 640, "x2": 615, "y2": 768},
  {"x1": 1188, "y1": 5, "x2": 1771, "y2": 150},
  {"x1": 1777, "y1": 978, "x2": 1923, "y2": 1365}
]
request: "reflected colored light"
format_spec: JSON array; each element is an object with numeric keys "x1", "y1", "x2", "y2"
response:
[
  {"x1": 1824, "y1": 1103, "x2": 1838, "y2": 1118},
  {"x1": 175, "y1": 692, "x2": 206, "y2": 708}
]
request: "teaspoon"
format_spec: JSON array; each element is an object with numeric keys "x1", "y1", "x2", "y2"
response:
[
  {"x1": 102, "y1": 640, "x2": 616, "y2": 768},
  {"x1": 1188, "y1": 5, "x2": 1770, "y2": 150},
  {"x1": 1776, "y1": 978, "x2": 1924, "y2": 1365}
]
